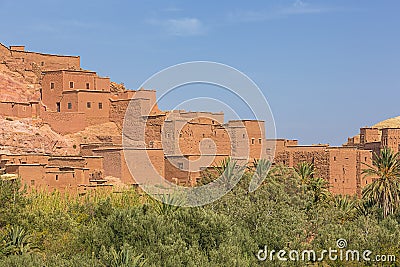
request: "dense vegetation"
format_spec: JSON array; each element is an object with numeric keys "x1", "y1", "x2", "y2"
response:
[{"x1": 1, "y1": 149, "x2": 400, "y2": 266}]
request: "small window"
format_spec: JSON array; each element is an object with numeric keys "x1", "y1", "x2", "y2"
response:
[
  {"x1": 87, "y1": 102, "x2": 91, "y2": 108},
  {"x1": 251, "y1": 138, "x2": 255, "y2": 145},
  {"x1": 50, "y1": 82, "x2": 55, "y2": 89},
  {"x1": 41, "y1": 61, "x2": 45, "y2": 66},
  {"x1": 365, "y1": 157, "x2": 367, "y2": 161},
  {"x1": 68, "y1": 102, "x2": 72, "y2": 109},
  {"x1": 179, "y1": 133, "x2": 182, "y2": 138},
  {"x1": 203, "y1": 134, "x2": 205, "y2": 138},
  {"x1": 243, "y1": 134, "x2": 246, "y2": 138},
  {"x1": 86, "y1": 83, "x2": 90, "y2": 89},
  {"x1": 258, "y1": 138, "x2": 262, "y2": 144},
  {"x1": 56, "y1": 102, "x2": 60, "y2": 112},
  {"x1": 178, "y1": 162, "x2": 184, "y2": 170},
  {"x1": 98, "y1": 102, "x2": 103, "y2": 109},
  {"x1": 333, "y1": 157, "x2": 336, "y2": 161},
  {"x1": 69, "y1": 81, "x2": 74, "y2": 88},
  {"x1": 55, "y1": 175, "x2": 59, "y2": 181},
  {"x1": 149, "y1": 141, "x2": 154, "y2": 148},
  {"x1": 30, "y1": 180, "x2": 35, "y2": 186}
]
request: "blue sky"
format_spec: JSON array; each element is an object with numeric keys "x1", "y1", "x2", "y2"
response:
[{"x1": 1, "y1": 0, "x2": 399, "y2": 145}]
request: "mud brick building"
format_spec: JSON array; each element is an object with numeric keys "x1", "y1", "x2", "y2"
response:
[{"x1": 0, "y1": 42, "x2": 395, "y2": 195}]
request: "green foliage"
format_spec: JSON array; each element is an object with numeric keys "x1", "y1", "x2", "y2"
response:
[
  {"x1": 0, "y1": 164, "x2": 399, "y2": 266},
  {"x1": 99, "y1": 243, "x2": 146, "y2": 267},
  {"x1": 362, "y1": 147, "x2": 400, "y2": 217},
  {"x1": 1, "y1": 226, "x2": 37, "y2": 256},
  {"x1": 0, "y1": 178, "x2": 27, "y2": 227}
]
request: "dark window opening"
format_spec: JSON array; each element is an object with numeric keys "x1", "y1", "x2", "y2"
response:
[
  {"x1": 55, "y1": 175, "x2": 59, "y2": 181},
  {"x1": 41, "y1": 61, "x2": 45, "y2": 66},
  {"x1": 251, "y1": 138, "x2": 255, "y2": 145},
  {"x1": 69, "y1": 81, "x2": 74, "y2": 88},
  {"x1": 258, "y1": 138, "x2": 262, "y2": 144},
  {"x1": 31, "y1": 180, "x2": 35, "y2": 186},
  {"x1": 98, "y1": 102, "x2": 103, "y2": 109},
  {"x1": 56, "y1": 102, "x2": 60, "y2": 112},
  {"x1": 39, "y1": 89, "x2": 42, "y2": 100},
  {"x1": 86, "y1": 83, "x2": 90, "y2": 89},
  {"x1": 178, "y1": 163, "x2": 184, "y2": 170},
  {"x1": 50, "y1": 82, "x2": 55, "y2": 89},
  {"x1": 87, "y1": 102, "x2": 91, "y2": 108},
  {"x1": 68, "y1": 102, "x2": 72, "y2": 109}
]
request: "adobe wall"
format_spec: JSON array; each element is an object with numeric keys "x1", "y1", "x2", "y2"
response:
[
  {"x1": 360, "y1": 128, "x2": 380, "y2": 144},
  {"x1": 145, "y1": 114, "x2": 167, "y2": 149},
  {"x1": 2, "y1": 154, "x2": 49, "y2": 165},
  {"x1": 381, "y1": 128, "x2": 400, "y2": 153},
  {"x1": 9, "y1": 49, "x2": 80, "y2": 71},
  {"x1": 176, "y1": 117, "x2": 231, "y2": 156},
  {"x1": 93, "y1": 148, "x2": 122, "y2": 180},
  {"x1": 48, "y1": 157, "x2": 86, "y2": 168},
  {"x1": 0, "y1": 102, "x2": 38, "y2": 118},
  {"x1": 328, "y1": 148, "x2": 374, "y2": 196},
  {"x1": 164, "y1": 154, "x2": 229, "y2": 186},
  {"x1": 41, "y1": 111, "x2": 86, "y2": 134},
  {"x1": 243, "y1": 120, "x2": 266, "y2": 160},
  {"x1": 42, "y1": 71, "x2": 64, "y2": 111}
]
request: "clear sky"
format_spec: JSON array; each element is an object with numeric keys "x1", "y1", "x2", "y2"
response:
[{"x1": 1, "y1": 0, "x2": 399, "y2": 145}]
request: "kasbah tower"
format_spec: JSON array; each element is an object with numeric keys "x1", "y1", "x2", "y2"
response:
[{"x1": 1, "y1": 42, "x2": 398, "y2": 196}]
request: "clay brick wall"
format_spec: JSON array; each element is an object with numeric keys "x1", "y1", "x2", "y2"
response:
[
  {"x1": 243, "y1": 120, "x2": 266, "y2": 160},
  {"x1": 175, "y1": 117, "x2": 231, "y2": 156},
  {"x1": 381, "y1": 128, "x2": 400, "y2": 153},
  {"x1": 42, "y1": 71, "x2": 64, "y2": 111},
  {"x1": 93, "y1": 148, "x2": 122, "y2": 180},
  {"x1": 145, "y1": 114, "x2": 166, "y2": 149},
  {"x1": 9, "y1": 49, "x2": 80, "y2": 71},
  {"x1": 164, "y1": 154, "x2": 228, "y2": 185},
  {"x1": 41, "y1": 111, "x2": 86, "y2": 134},
  {"x1": 48, "y1": 157, "x2": 86, "y2": 168},
  {"x1": 3, "y1": 154, "x2": 49, "y2": 165},
  {"x1": 360, "y1": 128, "x2": 380, "y2": 144},
  {"x1": 0, "y1": 102, "x2": 40, "y2": 118},
  {"x1": 84, "y1": 156, "x2": 104, "y2": 170}
]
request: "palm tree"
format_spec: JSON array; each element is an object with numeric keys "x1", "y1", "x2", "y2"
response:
[
  {"x1": 214, "y1": 157, "x2": 246, "y2": 191},
  {"x1": 248, "y1": 158, "x2": 272, "y2": 192},
  {"x1": 2, "y1": 226, "x2": 36, "y2": 255},
  {"x1": 294, "y1": 162, "x2": 315, "y2": 184},
  {"x1": 362, "y1": 147, "x2": 400, "y2": 218},
  {"x1": 307, "y1": 177, "x2": 331, "y2": 204},
  {"x1": 101, "y1": 244, "x2": 146, "y2": 267},
  {"x1": 334, "y1": 195, "x2": 356, "y2": 223}
]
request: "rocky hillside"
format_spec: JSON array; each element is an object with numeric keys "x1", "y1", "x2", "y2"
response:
[
  {"x1": 0, "y1": 56, "x2": 40, "y2": 102},
  {"x1": 0, "y1": 116, "x2": 77, "y2": 155}
]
